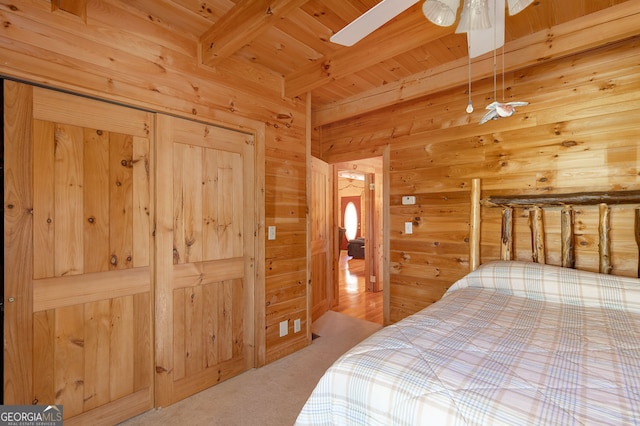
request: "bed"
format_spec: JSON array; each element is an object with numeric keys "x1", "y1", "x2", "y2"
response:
[{"x1": 296, "y1": 181, "x2": 640, "y2": 425}]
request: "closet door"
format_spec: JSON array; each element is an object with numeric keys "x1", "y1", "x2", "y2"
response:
[
  {"x1": 154, "y1": 114, "x2": 256, "y2": 406},
  {"x1": 4, "y1": 81, "x2": 154, "y2": 425}
]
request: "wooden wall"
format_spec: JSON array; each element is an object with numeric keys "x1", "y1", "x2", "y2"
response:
[
  {"x1": 0, "y1": 1, "x2": 308, "y2": 367},
  {"x1": 318, "y1": 36, "x2": 640, "y2": 323}
]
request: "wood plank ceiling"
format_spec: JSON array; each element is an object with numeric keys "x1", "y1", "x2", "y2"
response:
[{"x1": 120, "y1": 0, "x2": 635, "y2": 125}]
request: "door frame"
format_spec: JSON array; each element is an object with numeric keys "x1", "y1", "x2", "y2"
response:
[{"x1": 330, "y1": 151, "x2": 389, "y2": 323}]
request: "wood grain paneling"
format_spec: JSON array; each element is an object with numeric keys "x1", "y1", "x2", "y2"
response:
[
  {"x1": 154, "y1": 114, "x2": 256, "y2": 407},
  {"x1": 5, "y1": 2, "x2": 634, "y2": 418},
  {"x1": 319, "y1": 37, "x2": 640, "y2": 323},
  {"x1": 4, "y1": 81, "x2": 154, "y2": 424},
  {"x1": 4, "y1": 81, "x2": 35, "y2": 404},
  {"x1": 1, "y1": 0, "x2": 302, "y2": 371}
]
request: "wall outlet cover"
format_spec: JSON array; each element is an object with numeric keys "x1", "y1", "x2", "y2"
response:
[
  {"x1": 279, "y1": 319, "x2": 288, "y2": 337},
  {"x1": 402, "y1": 195, "x2": 416, "y2": 205}
]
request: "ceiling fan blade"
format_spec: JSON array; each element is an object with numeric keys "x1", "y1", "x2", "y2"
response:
[{"x1": 330, "y1": 0, "x2": 420, "y2": 46}]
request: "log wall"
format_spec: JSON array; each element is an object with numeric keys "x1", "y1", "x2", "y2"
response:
[
  {"x1": 0, "y1": 1, "x2": 308, "y2": 365},
  {"x1": 318, "y1": 37, "x2": 640, "y2": 323}
]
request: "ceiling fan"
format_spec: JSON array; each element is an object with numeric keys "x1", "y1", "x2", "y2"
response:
[
  {"x1": 331, "y1": 0, "x2": 533, "y2": 57},
  {"x1": 331, "y1": 0, "x2": 534, "y2": 124}
]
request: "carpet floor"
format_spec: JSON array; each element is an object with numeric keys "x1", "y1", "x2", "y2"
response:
[{"x1": 120, "y1": 311, "x2": 382, "y2": 426}]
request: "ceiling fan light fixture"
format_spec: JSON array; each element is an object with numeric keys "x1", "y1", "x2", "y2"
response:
[
  {"x1": 507, "y1": 0, "x2": 534, "y2": 15},
  {"x1": 455, "y1": 0, "x2": 491, "y2": 33},
  {"x1": 422, "y1": 0, "x2": 460, "y2": 27}
]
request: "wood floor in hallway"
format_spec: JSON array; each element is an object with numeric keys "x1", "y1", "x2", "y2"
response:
[{"x1": 332, "y1": 250, "x2": 383, "y2": 324}]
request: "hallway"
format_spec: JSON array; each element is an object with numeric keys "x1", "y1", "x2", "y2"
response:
[{"x1": 332, "y1": 251, "x2": 383, "y2": 324}]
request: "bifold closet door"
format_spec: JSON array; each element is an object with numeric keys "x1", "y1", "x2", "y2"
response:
[
  {"x1": 4, "y1": 81, "x2": 154, "y2": 425},
  {"x1": 154, "y1": 114, "x2": 256, "y2": 407}
]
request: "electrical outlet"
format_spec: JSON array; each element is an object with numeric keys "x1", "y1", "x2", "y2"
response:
[
  {"x1": 294, "y1": 318, "x2": 301, "y2": 333},
  {"x1": 402, "y1": 195, "x2": 416, "y2": 205},
  {"x1": 405, "y1": 222, "x2": 413, "y2": 234},
  {"x1": 279, "y1": 320, "x2": 288, "y2": 337},
  {"x1": 268, "y1": 226, "x2": 276, "y2": 240}
]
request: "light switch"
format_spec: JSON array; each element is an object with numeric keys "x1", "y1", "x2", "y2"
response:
[
  {"x1": 405, "y1": 222, "x2": 413, "y2": 234},
  {"x1": 268, "y1": 226, "x2": 276, "y2": 240}
]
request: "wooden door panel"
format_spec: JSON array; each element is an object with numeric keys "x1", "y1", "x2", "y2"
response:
[
  {"x1": 53, "y1": 122, "x2": 84, "y2": 276},
  {"x1": 4, "y1": 81, "x2": 35, "y2": 402},
  {"x1": 32, "y1": 87, "x2": 152, "y2": 137},
  {"x1": 155, "y1": 114, "x2": 255, "y2": 407},
  {"x1": 204, "y1": 149, "x2": 244, "y2": 259},
  {"x1": 83, "y1": 126, "x2": 110, "y2": 273},
  {"x1": 32, "y1": 128, "x2": 143, "y2": 277},
  {"x1": 32, "y1": 119, "x2": 55, "y2": 279},
  {"x1": 172, "y1": 145, "x2": 244, "y2": 263},
  {"x1": 172, "y1": 143, "x2": 203, "y2": 264},
  {"x1": 32, "y1": 310, "x2": 55, "y2": 404},
  {"x1": 53, "y1": 304, "x2": 85, "y2": 416},
  {"x1": 108, "y1": 132, "x2": 134, "y2": 271},
  {"x1": 172, "y1": 278, "x2": 244, "y2": 376},
  {"x1": 311, "y1": 250, "x2": 328, "y2": 320},
  {"x1": 4, "y1": 81, "x2": 154, "y2": 425},
  {"x1": 310, "y1": 157, "x2": 332, "y2": 321},
  {"x1": 30, "y1": 293, "x2": 150, "y2": 418},
  {"x1": 83, "y1": 299, "x2": 113, "y2": 411}
]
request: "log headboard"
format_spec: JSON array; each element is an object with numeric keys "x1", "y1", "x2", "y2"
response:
[{"x1": 469, "y1": 178, "x2": 640, "y2": 277}]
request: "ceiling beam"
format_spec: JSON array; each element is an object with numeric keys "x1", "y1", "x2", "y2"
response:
[
  {"x1": 201, "y1": 0, "x2": 309, "y2": 67},
  {"x1": 52, "y1": 0, "x2": 87, "y2": 21},
  {"x1": 284, "y1": 3, "x2": 451, "y2": 99},
  {"x1": 312, "y1": 0, "x2": 640, "y2": 126}
]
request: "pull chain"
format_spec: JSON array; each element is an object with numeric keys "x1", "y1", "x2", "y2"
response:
[{"x1": 466, "y1": 32, "x2": 474, "y2": 114}]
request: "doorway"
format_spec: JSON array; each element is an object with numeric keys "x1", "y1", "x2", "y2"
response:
[
  {"x1": 309, "y1": 153, "x2": 387, "y2": 327},
  {"x1": 332, "y1": 157, "x2": 384, "y2": 324}
]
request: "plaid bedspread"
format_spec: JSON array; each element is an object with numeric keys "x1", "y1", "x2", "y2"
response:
[{"x1": 296, "y1": 261, "x2": 640, "y2": 425}]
